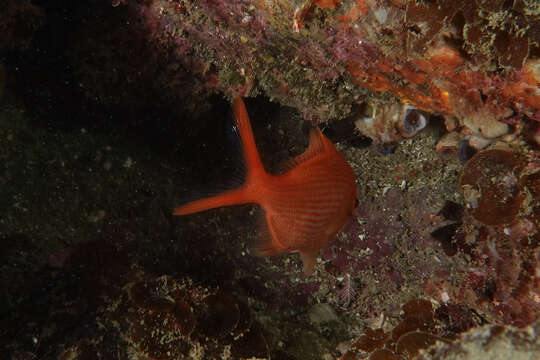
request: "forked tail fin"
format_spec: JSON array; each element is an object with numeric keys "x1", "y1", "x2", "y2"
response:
[
  {"x1": 231, "y1": 96, "x2": 266, "y2": 177},
  {"x1": 173, "y1": 97, "x2": 266, "y2": 216},
  {"x1": 173, "y1": 187, "x2": 251, "y2": 215}
]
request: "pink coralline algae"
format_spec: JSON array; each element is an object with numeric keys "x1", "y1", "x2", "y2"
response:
[
  {"x1": 52, "y1": 269, "x2": 272, "y2": 360},
  {"x1": 112, "y1": 0, "x2": 539, "y2": 148},
  {"x1": 338, "y1": 299, "x2": 464, "y2": 360},
  {"x1": 318, "y1": 182, "x2": 459, "y2": 320},
  {"x1": 101, "y1": 2, "x2": 540, "y2": 332},
  {"x1": 427, "y1": 148, "x2": 540, "y2": 327},
  {"x1": 5, "y1": 1, "x2": 540, "y2": 358}
]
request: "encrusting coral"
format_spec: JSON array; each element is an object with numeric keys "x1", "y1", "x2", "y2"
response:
[{"x1": 56, "y1": 0, "x2": 539, "y2": 139}]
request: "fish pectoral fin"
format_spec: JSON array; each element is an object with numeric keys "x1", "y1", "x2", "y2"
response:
[
  {"x1": 299, "y1": 249, "x2": 318, "y2": 275},
  {"x1": 253, "y1": 212, "x2": 287, "y2": 256},
  {"x1": 254, "y1": 211, "x2": 320, "y2": 275}
]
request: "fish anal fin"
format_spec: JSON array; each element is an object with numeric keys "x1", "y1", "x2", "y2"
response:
[
  {"x1": 299, "y1": 249, "x2": 318, "y2": 275},
  {"x1": 280, "y1": 129, "x2": 328, "y2": 173}
]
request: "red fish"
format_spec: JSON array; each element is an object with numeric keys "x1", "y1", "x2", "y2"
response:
[{"x1": 174, "y1": 97, "x2": 357, "y2": 274}]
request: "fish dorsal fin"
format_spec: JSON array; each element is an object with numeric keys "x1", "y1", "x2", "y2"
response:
[{"x1": 280, "y1": 128, "x2": 329, "y2": 173}]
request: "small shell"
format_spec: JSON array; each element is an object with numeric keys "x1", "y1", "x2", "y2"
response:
[
  {"x1": 435, "y1": 132, "x2": 461, "y2": 153},
  {"x1": 462, "y1": 107, "x2": 511, "y2": 139},
  {"x1": 468, "y1": 135, "x2": 492, "y2": 150},
  {"x1": 354, "y1": 101, "x2": 402, "y2": 144},
  {"x1": 444, "y1": 115, "x2": 458, "y2": 132},
  {"x1": 396, "y1": 105, "x2": 428, "y2": 138},
  {"x1": 355, "y1": 101, "x2": 429, "y2": 143}
]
